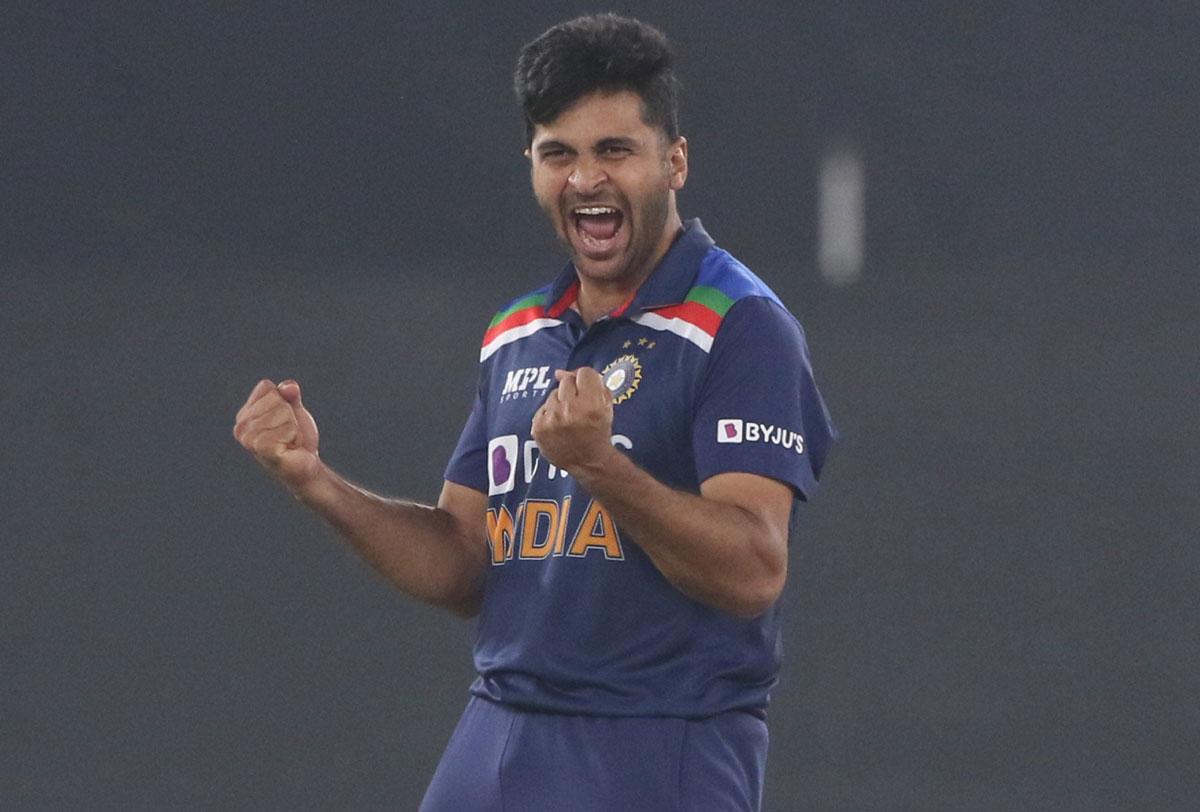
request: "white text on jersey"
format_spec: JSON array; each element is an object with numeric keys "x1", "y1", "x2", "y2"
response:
[
  {"x1": 500, "y1": 366, "x2": 554, "y2": 401},
  {"x1": 716, "y1": 418, "x2": 805, "y2": 454}
]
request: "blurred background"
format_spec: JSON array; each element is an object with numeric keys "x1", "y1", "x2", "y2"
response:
[{"x1": 2, "y1": 2, "x2": 1197, "y2": 809}]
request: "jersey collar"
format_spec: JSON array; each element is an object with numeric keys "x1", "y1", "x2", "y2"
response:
[{"x1": 544, "y1": 219, "x2": 716, "y2": 320}]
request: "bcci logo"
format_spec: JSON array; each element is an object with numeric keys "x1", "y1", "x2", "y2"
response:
[{"x1": 601, "y1": 354, "x2": 642, "y2": 404}]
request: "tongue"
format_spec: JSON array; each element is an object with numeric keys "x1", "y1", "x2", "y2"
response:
[{"x1": 578, "y1": 213, "x2": 621, "y2": 240}]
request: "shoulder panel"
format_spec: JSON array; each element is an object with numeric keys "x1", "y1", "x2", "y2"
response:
[
  {"x1": 480, "y1": 284, "x2": 561, "y2": 362},
  {"x1": 633, "y1": 248, "x2": 784, "y2": 354}
]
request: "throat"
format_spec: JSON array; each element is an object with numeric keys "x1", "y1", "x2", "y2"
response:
[{"x1": 575, "y1": 287, "x2": 629, "y2": 325}]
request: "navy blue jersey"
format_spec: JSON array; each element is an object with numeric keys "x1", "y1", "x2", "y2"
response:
[{"x1": 445, "y1": 220, "x2": 834, "y2": 718}]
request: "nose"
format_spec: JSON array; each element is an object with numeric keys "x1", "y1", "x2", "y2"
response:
[{"x1": 568, "y1": 159, "x2": 608, "y2": 194}]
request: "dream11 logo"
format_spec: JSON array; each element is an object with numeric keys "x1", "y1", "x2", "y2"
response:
[{"x1": 487, "y1": 434, "x2": 633, "y2": 495}]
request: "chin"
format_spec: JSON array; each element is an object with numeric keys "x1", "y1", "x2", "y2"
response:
[
  {"x1": 573, "y1": 253, "x2": 630, "y2": 282},
  {"x1": 568, "y1": 234, "x2": 636, "y2": 279}
]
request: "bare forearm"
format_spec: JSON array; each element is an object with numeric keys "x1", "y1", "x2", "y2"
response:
[
  {"x1": 293, "y1": 464, "x2": 487, "y2": 616},
  {"x1": 573, "y1": 449, "x2": 786, "y2": 618}
]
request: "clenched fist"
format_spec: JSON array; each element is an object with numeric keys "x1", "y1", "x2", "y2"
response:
[
  {"x1": 531, "y1": 367, "x2": 617, "y2": 475},
  {"x1": 233, "y1": 378, "x2": 322, "y2": 490}
]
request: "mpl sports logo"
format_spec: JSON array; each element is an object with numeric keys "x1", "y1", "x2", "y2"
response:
[
  {"x1": 717, "y1": 418, "x2": 805, "y2": 454},
  {"x1": 499, "y1": 365, "x2": 553, "y2": 403}
]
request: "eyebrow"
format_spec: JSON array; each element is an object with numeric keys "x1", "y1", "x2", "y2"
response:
[
  {"x1": 534, "y1": 136, "x2": 640, "y2": 157},
  {"x1": 594, "y1": 136, "x2": 638, "y2": 152},
  {"x1": 534, "y1": 140, "x2": 574, "y2": 156}
]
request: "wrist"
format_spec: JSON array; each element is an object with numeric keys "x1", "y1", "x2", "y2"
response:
[
  {"x1": 571, "y1": 441, "x2": 627, "y2": 491},
  {"x1": 286, "y1": 458, "x2": 336, "y2": 506}
]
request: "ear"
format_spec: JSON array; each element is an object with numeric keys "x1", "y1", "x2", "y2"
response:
[{"x1": 668, "y1": 136, "x2": 688, "y2": 191}]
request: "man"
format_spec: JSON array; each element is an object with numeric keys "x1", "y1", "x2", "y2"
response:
[{"x1": 234, "y1": 14, "x2": 834, "y2": 811}]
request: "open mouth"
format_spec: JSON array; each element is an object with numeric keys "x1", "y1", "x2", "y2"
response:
[{"x1": 571, "y1": 205, "x2": 625, "y2": 255}]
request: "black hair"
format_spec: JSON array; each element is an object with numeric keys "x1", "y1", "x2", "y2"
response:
[{"x1": 514, "y1": 14, "x2": 680, "y2": 146}]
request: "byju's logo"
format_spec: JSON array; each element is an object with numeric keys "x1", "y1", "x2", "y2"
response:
[
  {"x1": 717, "y1": 419, "x2": 743, "y2": 443},
  {"x1": 487, "y1": 435, "x2": 519, "y2": 495},
  {"x1": 716, "y1": 418, "x2": 804, "y2": 454}
]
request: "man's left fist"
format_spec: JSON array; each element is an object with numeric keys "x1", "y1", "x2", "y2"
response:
[{"x1": 531, "y1": 367, "x2": 615, "y2": 474}]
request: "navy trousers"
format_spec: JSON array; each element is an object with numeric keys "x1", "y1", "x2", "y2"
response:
[{"x1": 419, "y1": 696, "x2": 768, "y2": 812}]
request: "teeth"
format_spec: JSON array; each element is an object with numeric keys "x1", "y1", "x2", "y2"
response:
[{"x1": 574, "y1": 206, "x2": 618, "y2": 216}]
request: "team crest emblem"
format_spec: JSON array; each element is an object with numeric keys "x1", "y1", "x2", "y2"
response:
[{"x1": 601, "y1": 354, "x2": 642, "y2": 404}]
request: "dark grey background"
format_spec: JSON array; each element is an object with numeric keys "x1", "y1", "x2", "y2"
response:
[{"x1": 3, "y1": 2, "x2": 1197, "y2": 809}]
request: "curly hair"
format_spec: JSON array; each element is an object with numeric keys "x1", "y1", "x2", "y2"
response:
[{"x1": 514, "y1": 14, "x2": 681, "y2": 146}]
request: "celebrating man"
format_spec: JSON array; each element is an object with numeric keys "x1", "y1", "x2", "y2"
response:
[{"x1": 234, "y1": 14, "x2": 834, "y2": 811}]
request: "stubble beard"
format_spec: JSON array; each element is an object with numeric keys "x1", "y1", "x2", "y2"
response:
[{"x1": 552, "y1": 185, "x2": 672, "y2": 287}]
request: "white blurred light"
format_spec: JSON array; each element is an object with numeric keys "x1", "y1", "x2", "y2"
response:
[{"x1": 818, "y1": 145, "x2": 865, "y2": 285}]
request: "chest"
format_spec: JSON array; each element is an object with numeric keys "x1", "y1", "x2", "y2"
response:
[{"x1": 484, "y1": 319, "x2": 707, "y2": 491}]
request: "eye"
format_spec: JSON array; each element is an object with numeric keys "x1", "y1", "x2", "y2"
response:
[
  {"x1": 601, "y1": 145, "x2": 631, "y2": 157},
  {"x1": 539, "y1": 148, "x2": 571, "y2": 165}
]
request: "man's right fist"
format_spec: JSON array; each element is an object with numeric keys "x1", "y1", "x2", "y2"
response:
[{"x1": 233, "y1": 378, "x2": 322, "y2": 489}]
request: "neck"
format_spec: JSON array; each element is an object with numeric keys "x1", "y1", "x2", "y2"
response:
[{"x1": 575, "y1": 214, "x2": 683, "y2": 325}]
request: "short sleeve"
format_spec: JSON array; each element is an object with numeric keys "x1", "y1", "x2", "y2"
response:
[
  {"x1": 692, "y1": 296, "x2": 835, "y2": 500},
  {"x1": 444, "y1": 383, "x2": 489, "y2": 493}
]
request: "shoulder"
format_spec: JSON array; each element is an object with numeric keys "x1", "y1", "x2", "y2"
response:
[
  {"x1": 689, "y1": 247, "x2": 803, "y2": 348},
  {"x1": 703, "y1": 247, "x2": 801, "y2": 326},
  {"x1": 485, "y1": 283, "x2": 558, "y2": 335},
  {"x1": 694, "y1": 247, "x2": 785, "y2": 307},
  {"x1": 632, "y1": 246, "x2": 799, "y2": 355},
  {"x1": 479, "y1": 282, "x2": 561, "y2": 362}
]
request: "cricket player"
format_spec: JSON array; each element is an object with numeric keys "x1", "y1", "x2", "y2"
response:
[{"x1": 234, "y1": 14, "x2": 834, "y2": 810}]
